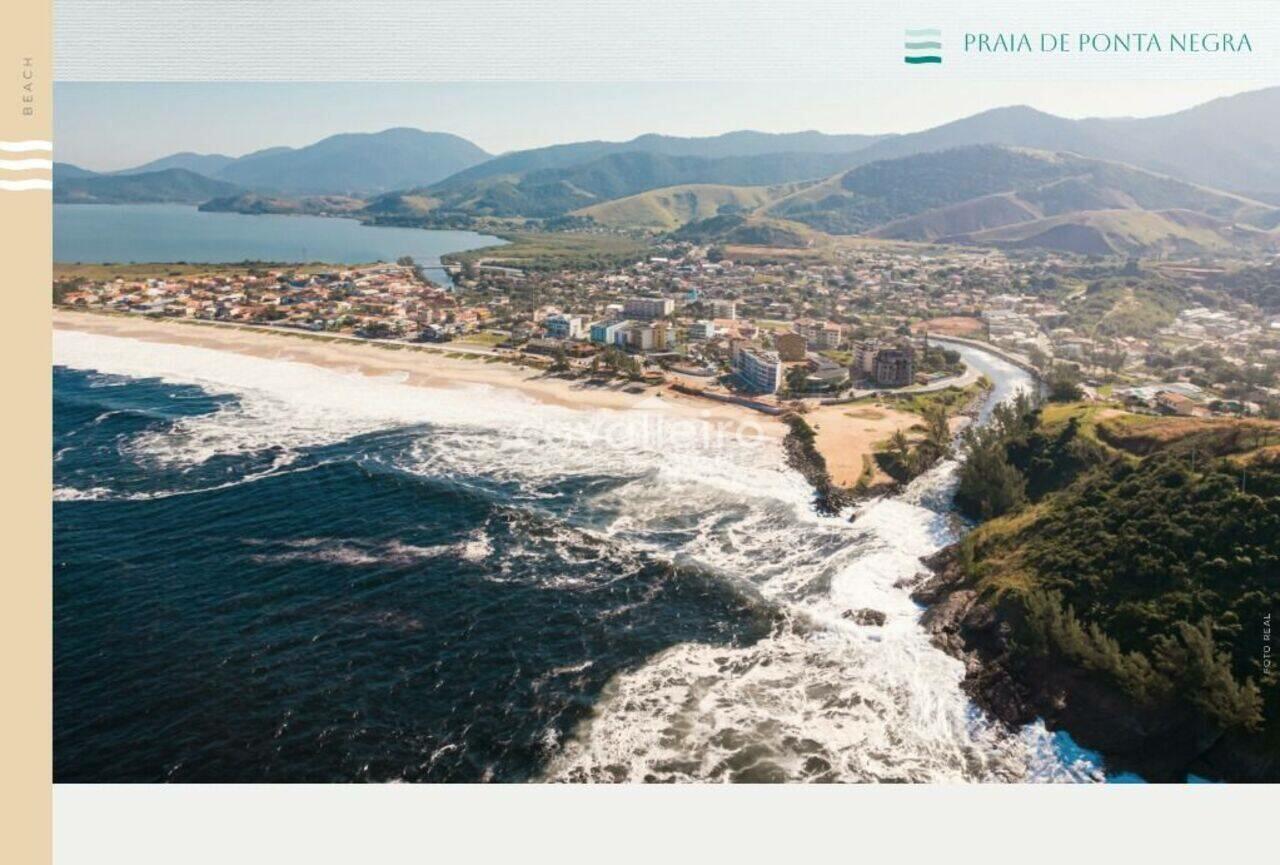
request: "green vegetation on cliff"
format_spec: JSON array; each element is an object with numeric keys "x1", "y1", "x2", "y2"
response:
[{"x1": 952, "y1": 400, "x2": 1280, "y2": 769}]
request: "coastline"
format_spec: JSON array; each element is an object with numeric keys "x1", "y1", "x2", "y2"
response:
[{"x1": 52, "y1": 309, "x2": 780, "y2": 438}]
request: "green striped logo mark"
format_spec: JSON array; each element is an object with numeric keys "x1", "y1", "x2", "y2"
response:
[{"x1": 905, "y1": 28, "x2": 942, "y2": 64}]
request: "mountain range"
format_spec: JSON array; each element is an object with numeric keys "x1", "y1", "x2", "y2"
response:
[{"x1": 53, "y1": 86, "x2": 1280, "y2": 255}]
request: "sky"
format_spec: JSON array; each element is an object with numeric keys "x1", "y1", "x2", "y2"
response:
[{"x1": 56, "y1": 79, "x2": 1275, "y2": 172}]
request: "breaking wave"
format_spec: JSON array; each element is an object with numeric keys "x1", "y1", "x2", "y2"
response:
[{"x1": 53, "y1": 328, "x2": 1100, "y2": 782}]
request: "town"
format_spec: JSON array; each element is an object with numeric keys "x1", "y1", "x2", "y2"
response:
[{"x1": 53, "y1": 238, "x2": 1280, "y2": 419}]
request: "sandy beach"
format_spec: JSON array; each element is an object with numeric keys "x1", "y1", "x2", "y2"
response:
[
  {"x1": 51, "y1": 310, "x2": 939, "y2": 491},
  {"x1": 805, "y1": 403, "x2": 922, "y2": 487},
  {"x1": 53, "y1": 309, "x2": 779, "y2": 433}
]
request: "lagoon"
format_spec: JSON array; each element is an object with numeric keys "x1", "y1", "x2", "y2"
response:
[{"x1": 54, "y1": 204, "x2": 502, "y2": 281}]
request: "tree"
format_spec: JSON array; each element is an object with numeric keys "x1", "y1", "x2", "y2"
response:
[
  {"x1": 550, "y1": 346, "x2": 570, "y2": 373},
  {"x1": 1044, "y1": 362, "x2": 1083, "y2": 402},
  {"x1": 784, "y1": 364, "x2": 810, "y2": 397}
]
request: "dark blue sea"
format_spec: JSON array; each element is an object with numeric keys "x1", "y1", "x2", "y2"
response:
[
  {"x1": 53, "y1": 364, "x2": 782, "y2": 782},
  {"x1": 53, "y1": 330, "x2": 1101, "y2": 782}
]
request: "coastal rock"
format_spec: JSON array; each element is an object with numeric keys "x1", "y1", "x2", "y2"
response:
[{"x1": 841, "y1": 608, "x2": 886, "y2": 627}]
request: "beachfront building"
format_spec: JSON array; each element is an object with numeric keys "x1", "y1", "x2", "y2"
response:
[
  {"x1": 590, "y1": 319, "x2": 632, "y2": 345},
  {"x1": 623, "y1": 296, "x2": 675, "y2": 320},
  {"x1": 545, "y1": 314, "x2": 584, "y2": 340},
  {"x1": 733, "y1": 348, "x2": 783, "y2": 394},
  {"x1": 626, "y1": 323, "x2": 670, "y2": 352}
]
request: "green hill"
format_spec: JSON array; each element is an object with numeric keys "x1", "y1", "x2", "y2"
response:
[
  {"x1": 963, "y1": 209, "x2": 1269, "y2": 257},
  {"x1": 431, "y1": 129, "x2": 886, "y2": 189},
  {"x1": 197, "y1": 192, "x2": 366, "y2": 216},
  {"x1": 767, "y1": 145, "x2": 1274, "y2": 237},
  {"x1": 405, "y1": 150, "x2": 877, "y2": 220},
  {"x1": 212, "y1": 128, "x2": 490, "y2": 196},
  {"x1": 53, "y1": 168, "x2": 243, "y2": 204},
  {"x1": 670, "y1": 214, "x2": 816, "y2": 247},
  {"x1": 573, "y1": 182, "x2": 802, "y2": 230}
]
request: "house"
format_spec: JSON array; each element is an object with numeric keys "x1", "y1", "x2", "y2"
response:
[
  {"x1": 1156, "y1": 390, "x2": 1201, "y2": 417},
  {"x1": 627, "y1": 323, "x2": 670, "y2": 352},
  {"x1": 709, "y1": 299, "x2": 737, "y2": 320}
]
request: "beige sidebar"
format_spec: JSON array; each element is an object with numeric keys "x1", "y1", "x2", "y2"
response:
[{"x1": 0, "y1": 0, "x2": 51, "y2": 862}]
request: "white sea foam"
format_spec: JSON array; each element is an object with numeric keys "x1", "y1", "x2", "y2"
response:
[{"x1": 54, "y1": 328, "x2": 1095, "y2": 782}]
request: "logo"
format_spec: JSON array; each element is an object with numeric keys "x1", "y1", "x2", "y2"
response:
[{"x1": 904, "y1": 28, "x2": 942, "y2": 64}]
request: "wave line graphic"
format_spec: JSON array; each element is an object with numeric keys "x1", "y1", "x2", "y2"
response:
[
  {"x1": 0, "y1": 140, "x2": 53, "y2": 153},
  {"x1": 0, "y1": 178, "x2": 53, "y2": 191},
  {"x1": 0, "y1": 158, "x2": 53, "y2": 171},
  {"x1": 903, "y1": 56, "x2": 942, "y2": 64},
  {"x1": 904, "y1": 41, "x2": 942, "y2": 50},
  {"x1": 904, "y1": 28, "x2": 942, "y2": 37}
]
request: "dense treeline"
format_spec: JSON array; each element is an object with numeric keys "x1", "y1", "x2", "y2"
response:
[
  {"x1": 954, "y1": 396, "x2": 1280, "y2": 753},
  {"x1": 1207, "y1": 263, "x2": 1280, "y2": 313}
]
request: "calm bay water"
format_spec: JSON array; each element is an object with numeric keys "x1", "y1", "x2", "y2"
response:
[{"x1": 53, "y1": 204, "x2": 502, "y2": 279}]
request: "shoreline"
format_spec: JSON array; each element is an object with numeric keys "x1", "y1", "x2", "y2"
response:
[
  {"x1": 53, "y1": 308, "x2": 781, "y2": 438},
  {"x1": 52, "y1": 309, "x2": 969, "y2": 507}
]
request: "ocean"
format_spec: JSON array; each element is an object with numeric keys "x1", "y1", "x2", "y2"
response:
[{"x1": 53, "y1": 329, "x2": 1106, "y2": 782}]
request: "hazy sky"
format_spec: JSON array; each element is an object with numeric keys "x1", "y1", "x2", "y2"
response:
[{"x1": 57, "y1": 80, "x2": 1275, "y2": 172}]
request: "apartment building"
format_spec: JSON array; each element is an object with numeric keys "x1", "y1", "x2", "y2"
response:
[
  {"x1": 545, "y1": 314, "x2": 584, "y2": 340},
  {"x1": 688, "y1": 320, "x2": 717, "y2": 341},
  {"x1": 733, "y1": 348, "x2": 783, "y2": 394},
  {"x1": 623, "y1": 296, "x2": 675, "y2": 320}
]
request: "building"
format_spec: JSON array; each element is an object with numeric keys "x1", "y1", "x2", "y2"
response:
[
  {"x1": 545, "y1": 314, "x2": 584, "y2": 340},
  {"x1": 688, "y1": 320, "x2": 716, "y2": 341},
  {"x1": 773, "y1": 332, "x2": 807, "y2": 362},
  {"x1": 416, "y1": 323, "x2": 454, "y2": 343},
  {"x1": 734, "y1": 348, "x2": 783, "y2": 394},
  {"x1": 851, "y1": 339, "x2": 882, "y2": 378},
  {"x1": 523, "y1": 338, "x2": 567, "y2": 357},
  {"x1": 627, "y1": 323, "x2": 670, "y2": 352},
  {"x1": 590, "y1": 320, "x2": 632, "y2": 345},
  {"x1": 802, "y1": 355, "x2": 849, "y2": 392},
  {"x1": 623, "y1": 296, "x2": 675, "y2": 320},
  {"x1": 794, "y1": 318, "x2": 843, "y2": 350},
  {"x1": 1156, "y1": 390, "x2": 1201, "y2": 417},
  {"x1": 709, "y1": 299, "x2": 737, "y2": 320},
  {"x1": 873, "y1": 346, "x2": 915, "y2": 387}
]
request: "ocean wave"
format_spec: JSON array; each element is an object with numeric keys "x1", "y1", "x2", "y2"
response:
[
  {"x1": 54, "y1": 326, "x2": 1091, "y2": 781},
  {"x1": 243, "y1": 535, "x2": 463, "y2": 567}
]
